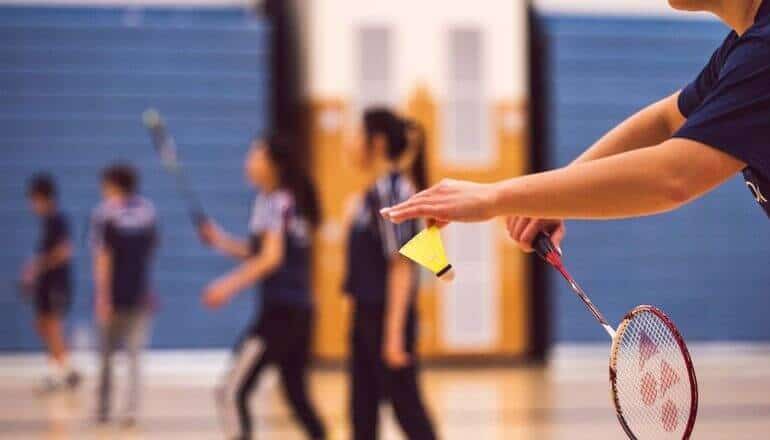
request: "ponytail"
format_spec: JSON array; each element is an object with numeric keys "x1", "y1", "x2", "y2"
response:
[
  {"x1": 264, "y1": 134, "x2": 322, "y2": 228},
  {"x1": 405, "y1": 120, "x2": 428, "y2": 191}
]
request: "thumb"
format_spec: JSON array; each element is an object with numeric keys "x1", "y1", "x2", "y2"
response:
[{"x1": 550, "y1": 226, "x2": 566, "y2": 254}]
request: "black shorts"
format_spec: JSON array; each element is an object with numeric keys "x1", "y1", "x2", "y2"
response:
[{"x1": 35, "y1": 282, "x2": 71, "y2": 316}]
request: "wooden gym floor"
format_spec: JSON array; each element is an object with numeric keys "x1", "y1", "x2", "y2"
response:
[{"x1": 0, "y1": 344, "x2": 768, "y2": 439}]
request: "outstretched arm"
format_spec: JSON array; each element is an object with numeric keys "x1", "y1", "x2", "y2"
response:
[
  {"x1": 507, "y1": 91, "x2": 686, "y2": 250},
  {"x1": 201, "y1": 230, "x2": 284, "y2": 308},
  {"x1": 198, "y1": 220, "x2": 251, "y2": 260},
  {"x1": 382, "y1": 138, "x2": 744, "y2": 222},
  {"x1": 572, "y1": 91, "x2": 685, "y2": 165}
]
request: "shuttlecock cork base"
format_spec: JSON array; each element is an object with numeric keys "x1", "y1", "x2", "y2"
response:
[{"x1": 399, "y1": 226, "x2": 455, "y2": 282}]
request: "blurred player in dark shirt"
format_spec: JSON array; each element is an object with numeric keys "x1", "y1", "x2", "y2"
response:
[
  {"x1": 91, "y1": 163, "x2": 157, "y2": 426},
  {"x1": 21, "y1": 173, "x2": 81, "y2": 391}
]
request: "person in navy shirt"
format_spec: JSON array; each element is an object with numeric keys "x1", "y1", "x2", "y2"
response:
[
  {"x1": 343, "y1": 109, "x2": 436, "y2": 440},
  {"x1": 91, "y1": 164, "x2": 157, "y2": 425},
  {"x1": 199, "y1": 136, "x2": 326, "y2": 440},
  {"x1": 21, "y1": 174, "x2": 81, "y2": 391},
  {"x1": 381, "y1": 0, "x2": 770, "y2": 253}
]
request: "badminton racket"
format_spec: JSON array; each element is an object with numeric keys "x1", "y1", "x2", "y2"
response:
[
  {"x1": 534, "y1": 232, "x2": 698, "y2": 439},
  {"x1": 142, "y1": 109, "x2": 207, "y2": 226}
]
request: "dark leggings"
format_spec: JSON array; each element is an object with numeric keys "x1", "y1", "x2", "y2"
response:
[
  {"x1": 219, "y1": 304, "x2": 326, "y2": 440},
  {"x1": 350, "y1": 302, "x2": 437, "y2": 440}
]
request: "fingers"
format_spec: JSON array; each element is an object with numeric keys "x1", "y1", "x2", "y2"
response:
[
  {"x1": 506, "y1": 218, "x2": 566, "y2": 255},
  {"x1": 381, "y1": 201, "x2": 449, "y2": 225},
  {"x1": 506, "y1": 217, "x2": 537, "y2": 252},
  {"x1": 511, "y1": 217, "x2": 531, "y2": 244},
  {"x1": 519, "y1": 220, "x2": 543, "y2": 253},
  {"x1": 380, "y1": 181, "x2": 448, "y2": 223}
]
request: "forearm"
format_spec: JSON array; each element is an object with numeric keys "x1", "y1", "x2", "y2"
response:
[
  {"x1": 385, "y1": 258, "x2": 412, "y2": 343},
  {"x1": 213, "y1": 233, "x2": 251, "y2": 260},
  {"x1": 93, "y1": 248, "x2": 112, "y2": 305},
  {"x1": 39, "y1": 242, "x2": 72, "y2": 271},
  {"x1": 214, "y1": 255, "x2": 280, "y2": 298},
  {"x1": 572, "y1": 92, "x2": 685, "y2": 165},
  {"x1": 491, "y1": 140, "x2": 741, "y2": 220}
]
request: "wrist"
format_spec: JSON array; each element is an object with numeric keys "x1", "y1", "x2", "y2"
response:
[{"x1": 486, "y1": 181, "x2": 509, "y2": 217}]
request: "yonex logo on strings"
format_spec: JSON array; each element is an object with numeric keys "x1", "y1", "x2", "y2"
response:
[
  {"x1": 638, "y1": 331, "x2": 681, "y2": 433},
  {"x1": 746, "y1": 181, "x2": 768, "y2": 204}
]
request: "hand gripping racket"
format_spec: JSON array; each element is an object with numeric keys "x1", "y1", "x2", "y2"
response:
[
  {"x1": 534, "y1": 233, "x2": 698, "y2": 439},
  {"x1": 142, "y1": 109, "x2": 207, "y2": 226}
]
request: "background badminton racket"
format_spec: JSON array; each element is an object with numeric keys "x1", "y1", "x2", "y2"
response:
[
  {"x1": 534, "y1": 232, "x2": 698, "y2": 439},
  {"x1": 142, "y1": 109, "x2": 207, "y2": 227}
]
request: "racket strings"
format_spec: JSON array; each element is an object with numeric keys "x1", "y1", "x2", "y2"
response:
[{"x1": 612, "y1": 310, "x2": 694, "y2": 439}]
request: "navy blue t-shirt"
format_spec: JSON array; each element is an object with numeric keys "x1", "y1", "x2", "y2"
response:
[
  {"x1": 37, "y1": 212, "x2": 71, "y2": 294},
  {"x1": 344, "y1": 171, "x2": 420, "y2": 305},
  {"x1": 249, "y1": 190, "x2": 313, "y2": 308},
  {"x1": 91, "y1": 196, "x2": 157, "y2": 310},
  {"x1": 674, "y1": 0, "x2": 770, "y2": 218}
]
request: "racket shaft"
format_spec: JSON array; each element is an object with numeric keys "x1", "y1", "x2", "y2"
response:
[
  {"x1": 534, "y1": 233, "x2": 616, "y2": 339},
  {"x1": 556, "y1": 268, "x2": 616, "y2": 339},
  {"x1": 143, "y1": 112, "x2": 206, "y2": 226}
]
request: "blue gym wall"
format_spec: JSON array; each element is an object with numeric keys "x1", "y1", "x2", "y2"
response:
[
  {"x1": 3, "y1": 7, "x2": 769, "y2": 351},
  {"x1": 0, "y1": 6, "x2": 269, "y2": 350},
  {"x1": 544, "y1": 15, "x2": 770, "y2": 342}
]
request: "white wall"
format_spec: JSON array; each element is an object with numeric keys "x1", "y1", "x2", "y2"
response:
[{"x1": 306, "y1": 0, "x2": 528, "y2": 102}]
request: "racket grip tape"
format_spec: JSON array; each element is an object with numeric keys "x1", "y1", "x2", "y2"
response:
[{"x1": 533, "y1": 232, "x2": 559, "y2": 263}]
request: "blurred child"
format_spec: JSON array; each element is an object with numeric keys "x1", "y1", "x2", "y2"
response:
[
  {"x1": 21, "y1": 173, "x2": 81, "y2": 391},
  {"x1": 199, "y1": 136, "x2": 326, "y2": 440},
  {"x1": 90, "y1": 164, "x2": 157, "y2": 426},
  {"x1": 343, "y1": 109, "x2": 437, "y2": 439}
]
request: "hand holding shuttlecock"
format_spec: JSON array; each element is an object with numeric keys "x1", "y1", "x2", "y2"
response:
[{"x1": 399, "y1": 226, "x2": 455, "y2": 282}]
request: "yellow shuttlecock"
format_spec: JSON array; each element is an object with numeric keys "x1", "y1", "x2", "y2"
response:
[{"x1": 399, "y1": 226, "x2": 455, "y2": 282}]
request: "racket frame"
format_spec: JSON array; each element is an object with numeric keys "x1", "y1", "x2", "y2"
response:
[
  {"x1": 534, "y1": 232, "x2": 699, "y2": 439},
  {"x1": 609, "y1": 305, "x2": 699, "y2": 440}
]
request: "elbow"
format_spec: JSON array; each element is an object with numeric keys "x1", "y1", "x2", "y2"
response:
[
  {"x1": 661, "y1": 172, "x2": 695, "y2": 208},
  {"x1": 61, "y1": 243, "x2": 74, "y2": 260}
]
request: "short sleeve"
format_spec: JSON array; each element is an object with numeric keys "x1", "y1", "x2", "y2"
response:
[
  {"x1": 249, "y1": 192, "x2": 288, "y2": 235},
  {"x1": 375, "y1": 175, "x2": 418, "y2": 257},
  {"x1": 673, "y1": 39, "x2": 770, "y2": 178},
  {"x1": 678, "y1": 40, "x2": 727, "y2": 118}
]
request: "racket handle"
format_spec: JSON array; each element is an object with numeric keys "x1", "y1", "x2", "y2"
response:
[{"x1": 533, "y1": 232, "x2": 558, "y2": 262}]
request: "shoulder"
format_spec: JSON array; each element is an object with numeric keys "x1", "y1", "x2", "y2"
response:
[
  {"x1": 134, "y1": 196, "x2": 157, "y2": 218},
  {"x1": 376, "y1": 172, "x2": 416, "y2": 203},
  {"x1": 91, "y1": 200, "x2": 115, "y2": 222},
  {"x1": 724, "y1": 31, "x2": 770, "y2": 72},
  {"x1": 271, "y1": 189, "x2": 294, "y2": 212},
  {"x1": 254, "y1": 190, "x2": 292, "y2": 214}
]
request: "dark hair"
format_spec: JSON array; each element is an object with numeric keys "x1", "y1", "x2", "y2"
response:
[
  {"x1": 363, "y1": 108, "x2": 408, "y2": 160},
  {"x1": 102, "y1": 163, "x2": 138, "y2": 194},
  {"x1": 363, "y1": 108, "x2": 429, "y2": 191},
  {"x1": 405, "y1": 119, "x2": 429, "y2": 191},
  {"x1": 27, "y1": 173, "x2": 57, "y2": 200},
  {"x1": 263, "y1": 135, "x2": 322, "y2": 228}
]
